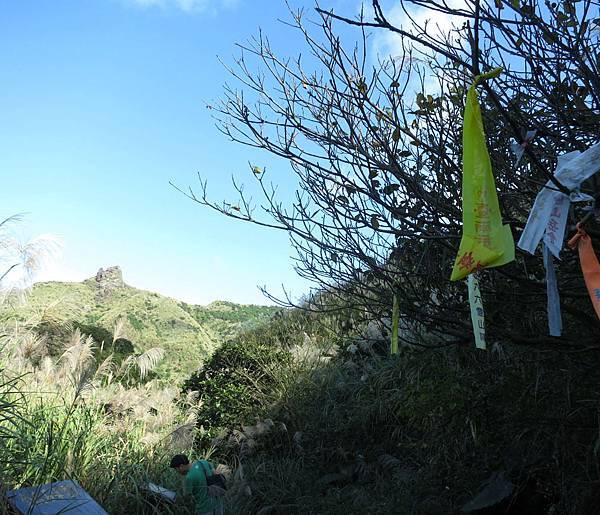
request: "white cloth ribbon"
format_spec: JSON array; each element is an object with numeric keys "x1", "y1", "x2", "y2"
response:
[
  {"x1": 468, "y1": 274, "x2": 486, "y2": 350},
  {"x1": 543, "y1": 243, "x2": 562, "y2": 337},
  {"x1": 518, "y1": 143, "x2": 600, "y2": 259},
  {"x1": 511, "y1": 130, "x2": 537, "y2": 166}
]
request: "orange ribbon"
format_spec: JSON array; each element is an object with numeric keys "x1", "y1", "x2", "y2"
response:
[{"x1": 567, "y1": 224, "x2": 600, "y2": 320}]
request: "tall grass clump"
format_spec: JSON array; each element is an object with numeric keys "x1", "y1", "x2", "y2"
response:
[
  {"x1": 1, "y1": 386, "x2": 179, "y2": 513},
  {"x1": 0, "y1": 368, "x2": 203, "y2": 513},
  {"x1": 0, "y1": 321, "x2": 201, "y2": 514}
]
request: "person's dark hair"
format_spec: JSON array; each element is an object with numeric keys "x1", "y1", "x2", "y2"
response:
[{"x1": 169, "y1": 454, "x2": 189, "y2": 468}]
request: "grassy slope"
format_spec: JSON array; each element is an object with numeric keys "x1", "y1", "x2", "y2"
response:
[
  {"x1": 175, "y1": 306, "x2": 600, "y2": 514},
  {"x1": 0, "y1": 279, "x2": 279, "y2": 379},
  {"x1": 213, "y1": 344, "x2": 600, "y2": 514}
]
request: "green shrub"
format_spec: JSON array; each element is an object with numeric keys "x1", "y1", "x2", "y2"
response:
[
  {"x1": 182, "y1": 339, "x2": 291, "y2": 433},
  {"x1": 72, "y1": 322, "x2": 113, "y2": 347},
  {"x1": 33, "y1": 321, "x2": 72, "y2": 356},
  {"x1": 127, "y1": 313, "x2": 145, "y2": 332},
  {"x1": 180, "y1": 306, "x2": 352, "y2": 446}
]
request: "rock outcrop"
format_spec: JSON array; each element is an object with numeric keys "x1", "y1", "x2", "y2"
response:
[{"x1": 95, "y1": 266, "x2": 124, "y2": 299}]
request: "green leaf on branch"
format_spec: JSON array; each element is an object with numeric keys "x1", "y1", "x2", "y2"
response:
[
  {"x1": 543, "y1": 31, "x2": 559, "y2": 44},
  {"x1": 383, "y1": 184, "x2": 400, "y2": 195}
]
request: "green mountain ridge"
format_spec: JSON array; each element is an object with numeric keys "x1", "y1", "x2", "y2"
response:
[{"x1": 0, "y1": 267, "x2": 280, "y2": 379}]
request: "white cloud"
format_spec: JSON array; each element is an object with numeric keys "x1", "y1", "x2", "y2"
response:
[
  {"x1": 363, "y1": 0, "x2": 468, "y2": 97},
  {"x1": 33, "y1": 257, "x2": 85, "y2": 285},
  {"x1": 370, "y1": 0, "x2": 466, "y2": 62},
  {"x1": 125, "y1": 0, "x2": 239, "y2": 14}
]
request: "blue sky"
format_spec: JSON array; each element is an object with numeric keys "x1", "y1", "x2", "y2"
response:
[
  {"x1": 1, "y1": 0, "x2": 438, "y2": 305},
  {"x1": 1, "y1": 0, "x2": 358, "y2": 305}
]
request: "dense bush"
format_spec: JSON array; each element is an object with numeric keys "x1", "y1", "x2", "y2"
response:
[
  {"x1": 181, "y1": 305, "x2": 352, "y2": 440},
  {"x1": 32, "y1": 320, "x2": 72, "y2": 356},
  {"x1": 182, "y1": 338, "x2": 292, "y2": 434}
]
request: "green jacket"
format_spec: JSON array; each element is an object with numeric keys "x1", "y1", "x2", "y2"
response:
[{"x1": 185, "y1": 460, "x2": 220, "y2": 513}]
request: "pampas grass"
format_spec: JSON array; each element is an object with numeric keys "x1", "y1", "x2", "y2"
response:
[
  {"x1": 0, "y1": 215, "x2": 62, "y2": 304},
  {"x1": 0, "y1": 321, "x2": 198, "y2": 514}
]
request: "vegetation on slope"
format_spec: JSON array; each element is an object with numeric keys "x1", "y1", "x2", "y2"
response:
[
  {"x1": 180, "y1": 300, "x2": 280, "y2": 342},
  {"x1": 3, "y1": 282, "x2": 600, "y2": 514},
  {"x1": 0, "y1": 275, "x2": 278, "y2": 379},
  {"x1": 180, "y1": 313, "x2": 600, "y2": 514},
  {"x1": 0, "y1": 322, "x2": 198, "y2": 514}
]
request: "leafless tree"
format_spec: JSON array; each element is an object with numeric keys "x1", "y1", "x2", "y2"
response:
[{"x1": 179, "y1": 0, "x2": 600, "y2": 348}]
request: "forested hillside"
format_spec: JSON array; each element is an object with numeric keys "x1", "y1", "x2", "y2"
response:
[{"x1": 0, "y1": 266, "x2": 278, "y2": 378}]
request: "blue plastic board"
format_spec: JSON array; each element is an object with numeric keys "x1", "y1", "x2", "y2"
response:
[{"x1": 6, "y1": 479, "x2": 108, "y2": 515}]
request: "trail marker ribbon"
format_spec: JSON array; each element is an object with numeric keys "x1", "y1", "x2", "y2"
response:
[
  {"x1": 391, "y1": 293, "x2": 399, "y2": 355},
  {"x1": 543, "y1": 243, "x2": 563, "y2": 336},
  {"x1": 468, "y1": 274, "x2": 486, "y2": 350},
  {"x1": 511, "y1": 129, "x2": 537, "y2": 166},
  {"x1": 518, "y1": 143, "x2": 600, "y2": 335},
  {"x1": 518, "y1": 143, "x2": 600, "y2": 259},
  {"x1": 451, "y1": 68, "x2": 514, "y2": 281},
  {"x1": 567, "y1": 224, "x2": 600, "y2": 321}
]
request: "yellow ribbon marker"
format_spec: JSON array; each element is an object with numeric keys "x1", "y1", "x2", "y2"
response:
[
  {"x1": 451, "y1": 68, "x2": 515, "y2": 281},
  {"x1": 390, "y1": 293, "x2": 399, "y2": 355}
]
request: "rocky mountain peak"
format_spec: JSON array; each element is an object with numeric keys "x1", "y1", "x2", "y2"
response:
[{"x1": 95, "y1": 266, "x2": 124, "y2": 298}]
